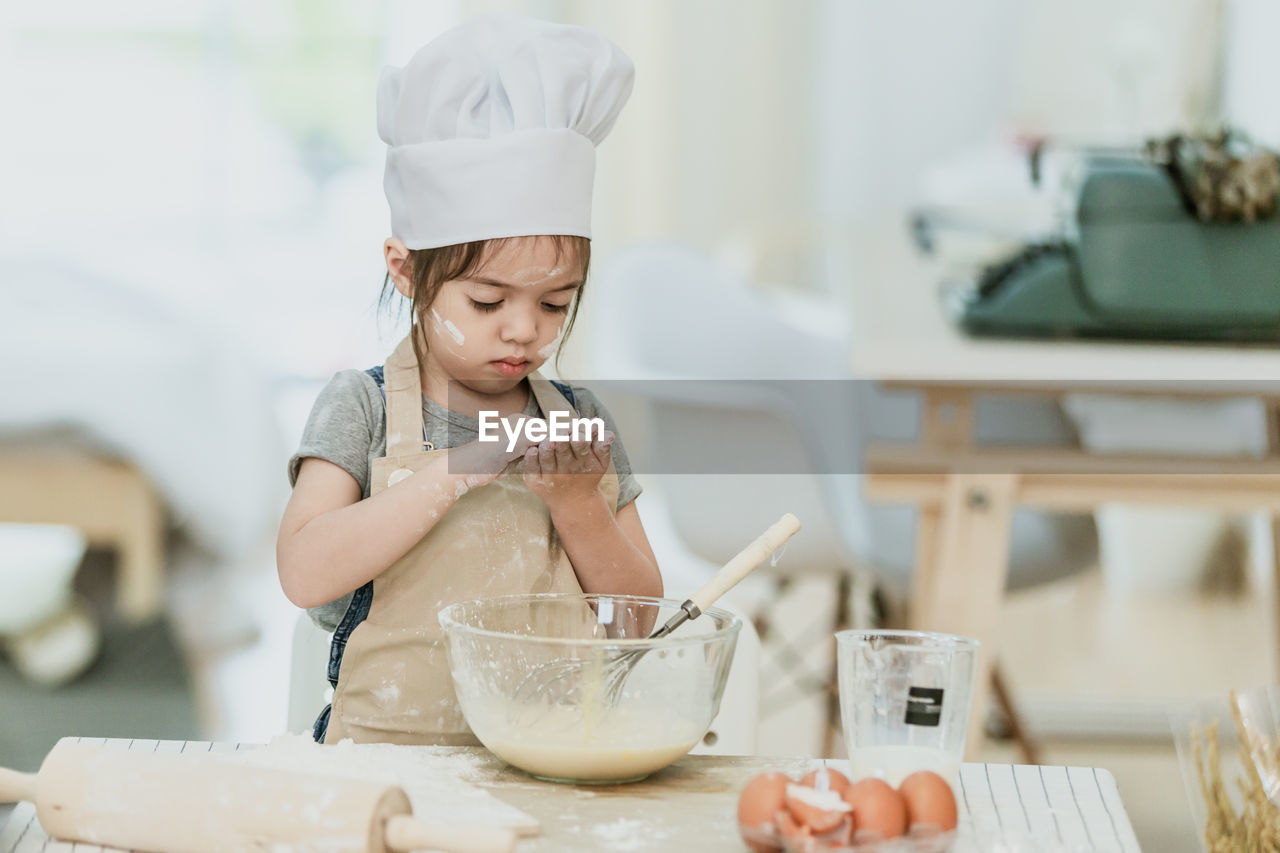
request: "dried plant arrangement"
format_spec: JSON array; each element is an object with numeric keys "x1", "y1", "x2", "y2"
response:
[{"x1": 1189, "y1": 689, "x2": 1280, "y2": 852}]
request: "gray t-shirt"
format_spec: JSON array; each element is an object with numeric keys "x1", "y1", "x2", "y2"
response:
[{"x1": 288, "y1": 370, "x2": 643, "y2": 631}]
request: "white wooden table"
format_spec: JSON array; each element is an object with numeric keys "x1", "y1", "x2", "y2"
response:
[{"x1": 0, "y1": 738, "x2": 1141, "y2": 852}]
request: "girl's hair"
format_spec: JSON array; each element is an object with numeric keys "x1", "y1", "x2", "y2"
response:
[{"x1": 380, "y1": 235, "x2": 591, "y2": 372}]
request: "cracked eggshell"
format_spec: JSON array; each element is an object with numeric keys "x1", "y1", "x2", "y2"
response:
[
  {"x1": 800, "y1": 766, "x2": 852, "y2": 799},
  {"x1": 784, "y1": 782, "x2": 851, "y2": 834}
]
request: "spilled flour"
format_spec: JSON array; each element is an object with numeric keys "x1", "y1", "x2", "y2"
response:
[{"x1": 592, "y1": 817, "x2": 665, "y2": 851}]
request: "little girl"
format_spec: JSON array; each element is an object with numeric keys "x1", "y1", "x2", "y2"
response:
[{"x1": 277, "y1": 14, "x2": 661, "y2": 745}]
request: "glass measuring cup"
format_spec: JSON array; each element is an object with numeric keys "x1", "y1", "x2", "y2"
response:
[{"x1": 836, "y1": 630, "x2": 979, "y2": 787}]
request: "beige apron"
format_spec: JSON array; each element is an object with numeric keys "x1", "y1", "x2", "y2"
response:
[{"x1": 325, "y1": 335, "x2": 620, "y2": 745}]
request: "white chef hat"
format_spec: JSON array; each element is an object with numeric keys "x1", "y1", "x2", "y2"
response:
[{"x1": 377, "y1": 14, "x2": 635, "y2": 250}]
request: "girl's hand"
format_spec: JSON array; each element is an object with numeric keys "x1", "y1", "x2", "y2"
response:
[
  {"x1": 523, "y1": 432, "x2": 614, "y2": 511},
  {"x1": 446, "y1": 433, "x2": 537, "y2": 491}
]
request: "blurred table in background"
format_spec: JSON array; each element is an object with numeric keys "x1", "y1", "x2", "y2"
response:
[{"x1": 848, "y1": 225, "x2": 1280, "y2": 756}]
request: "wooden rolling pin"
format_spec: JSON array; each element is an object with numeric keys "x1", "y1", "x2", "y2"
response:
[{"x1": 0, "y1": 741, "x2": 517, "y2": 853}]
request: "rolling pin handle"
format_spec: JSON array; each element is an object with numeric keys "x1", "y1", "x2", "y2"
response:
[
  {"x1": 383, "y1": 815, "x2": 518, "y2": 853},
  {"x1": 0, "y1": 767, "x2": 38, "y2": 804}
]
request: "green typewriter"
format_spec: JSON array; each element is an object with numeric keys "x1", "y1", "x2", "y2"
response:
[{"x1": 930, "y1": 132, "x2": 1280, "y2": 343}]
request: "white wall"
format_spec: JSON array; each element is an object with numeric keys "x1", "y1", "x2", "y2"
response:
[{"x1": 1222, "y1": 0, "x2": 1280, "y2": 147}]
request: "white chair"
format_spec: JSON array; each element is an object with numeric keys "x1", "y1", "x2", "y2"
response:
[
  {"x1": 286, "y1": 608, "x2": 761, "y2": 755},
  {"x1": 691, "y1": 600, "x2": 760, "y2": 756},
  {"x1": 287, "y1": 612, "x2": 332, "y2": 735}
]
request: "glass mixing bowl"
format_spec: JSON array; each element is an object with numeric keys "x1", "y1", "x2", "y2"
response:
[{"x1": 438, "y1": 593, "x2": 741, "y2": 784}]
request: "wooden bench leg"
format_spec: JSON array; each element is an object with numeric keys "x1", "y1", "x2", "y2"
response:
[
  {"x1": 912, "y1": 499, "x2": 1039, "y2": 762},
  {"x1": 114, "y1": 468, "x2": 165, "y2": 623},
  {"x1": 917, "y1": 473, "x2": 1018, "y2": 760},
  {"x1": 991, "y1": 662, "x2": 1040, "y2": 765},
  {"x1": 1266, "y1": 405, "x2": 1280, "y2": 682},
  {"x1": 1272, "y1": 515, "x2": 1280, "y2": 684},
  {"x1": 909, "y1": 505, "x2": 941, "y2": 630}
]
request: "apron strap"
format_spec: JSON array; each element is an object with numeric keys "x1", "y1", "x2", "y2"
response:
[
  {"x1": 384, "y1": 334, "x2": 427, "y2": 457},
  {"x1": 528, "y1": 374, "x2": 579, "y2": 421}
]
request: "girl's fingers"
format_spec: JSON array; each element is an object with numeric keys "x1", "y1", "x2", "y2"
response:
[
  {"x1": 510, "y1": 434, "x2": 535, "y2": 458},
  {"x1": 526, "y1": 438, "x2": 614, "y2": 477},
  {"x1": 538, "y1": 440, "x2": 556, "y2": 474},
  {"x1": 552, "y1": 440, "x2": 573, "y2": 470},
  {"x1": 592, "y1": 433, "x2": 614, "y2": 467},
  {"x1": 569, "y1": 440, "x2": 597, "y2": 471}
]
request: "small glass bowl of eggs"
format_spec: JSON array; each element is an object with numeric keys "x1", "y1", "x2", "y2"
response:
[{"x1": 737, "y1": 765, "x2": 958, "y2": 852}]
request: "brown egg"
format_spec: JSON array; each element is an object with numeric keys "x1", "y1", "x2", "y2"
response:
[
  {"x1": 736, "y1": 771, "x2": 790, "y2": 853},
  {"x1": 800, "y1": 766, "x2": 852, "y2": 798},
  {"x1": 842, "y1": 777, "x2": 907, "y2": 839},
  {"x1": 898, "y1": 771, "x2": 958, "y2": 832}
]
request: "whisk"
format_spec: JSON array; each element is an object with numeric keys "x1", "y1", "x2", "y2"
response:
[{"x1": 513, "y1": 513, "x2": 801, "y2": 706}]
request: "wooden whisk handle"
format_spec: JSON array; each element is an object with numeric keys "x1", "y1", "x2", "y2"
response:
[{"x1": 689, "y1": 513, "x2": 801, "y2": 614}]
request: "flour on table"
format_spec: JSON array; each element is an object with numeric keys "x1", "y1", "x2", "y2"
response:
[
  {"x1": 592, "y1": 817, "x2": 664, "y2": 851},
  {"x1": 228, "y1": 735, "x2": 538, "y2": 834}
]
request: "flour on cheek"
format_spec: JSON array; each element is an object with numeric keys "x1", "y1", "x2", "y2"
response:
[
  {"x1": 430, "y1": 307, "x2": 467, "y2": 345},
  {"x1": 537, "y1": 323, "x2": 565, "y2": 361}
]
